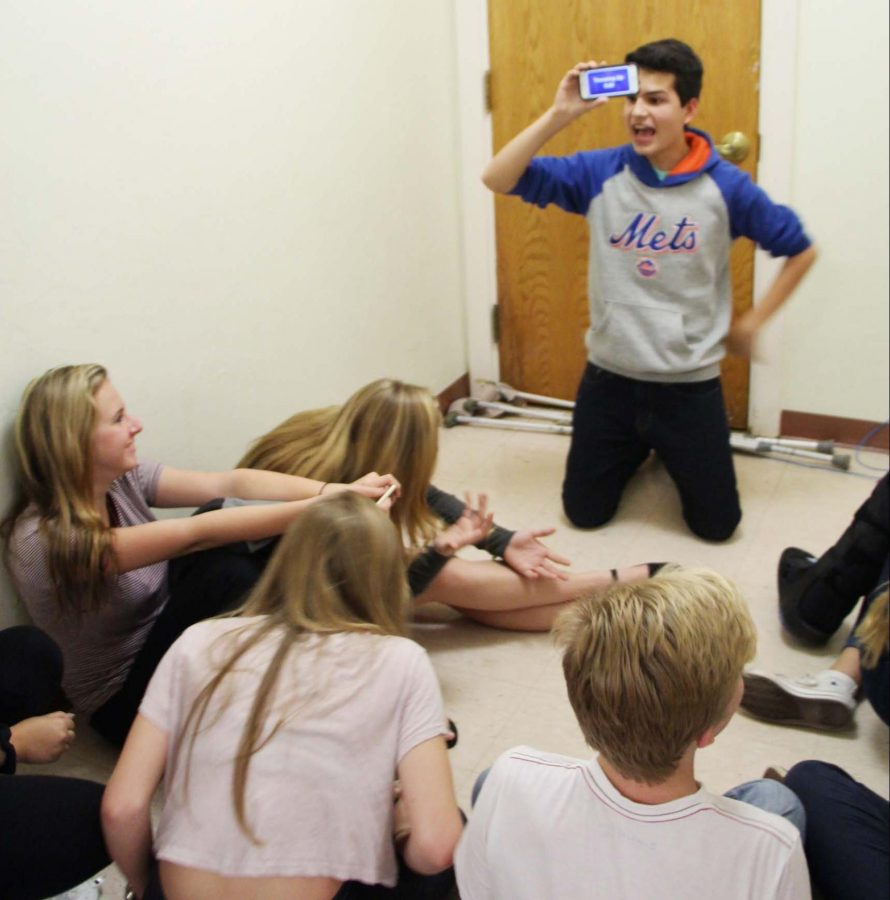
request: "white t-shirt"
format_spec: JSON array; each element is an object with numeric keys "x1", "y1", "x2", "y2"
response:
[
  {"x1": 140, "y1": 617, "x2": 447, "y2": 887},
  {"x1": 455, "y1": 747, "x2": 810, "y2": 900}
]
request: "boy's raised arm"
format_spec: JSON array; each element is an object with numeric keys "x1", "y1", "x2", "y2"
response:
[{"x1": 482, "y1": 60, "x2": 607, "y2": 193}]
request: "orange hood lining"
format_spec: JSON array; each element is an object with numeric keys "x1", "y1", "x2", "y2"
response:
[{"x1": 670, "y1": 133, "x2": 711, "y2": 177}]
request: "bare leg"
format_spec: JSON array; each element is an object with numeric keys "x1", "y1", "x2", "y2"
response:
[
  {"x1": 414, "y1": 558, "x2": 650, "y2": 632},
  {"x1": 449, "y1": 602, "x2": 572, "y2": 632},
  {"x1": 830, "y1": 646, "x2": 862, "y2": 685}
]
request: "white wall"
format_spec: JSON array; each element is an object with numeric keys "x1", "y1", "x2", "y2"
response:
[
  {"x1": 0, "y1": 1, "x2": 467, "y2": 626},
  {"x1": 780, "y1": 0, "x2": 889, "y2": 421}
]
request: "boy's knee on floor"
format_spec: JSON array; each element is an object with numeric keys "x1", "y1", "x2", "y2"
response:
[
  {"x1": 562, "y1": 496, "x2": 617, "y2": 529},
  {"x1": 686, "y1": 507, "x2": 741, "y2": 542}
]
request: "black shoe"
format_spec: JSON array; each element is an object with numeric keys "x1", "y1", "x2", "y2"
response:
[{"x1": 777, "y1": 547, "x2": 833, "y2": 645}]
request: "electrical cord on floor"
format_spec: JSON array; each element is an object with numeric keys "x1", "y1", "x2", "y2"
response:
[
  {"x1": 750, "y1": 419, "x2": 888, "y2": 482},
  {"x1": 854, "y1": 419, "x2": 889, "y2": 473}
]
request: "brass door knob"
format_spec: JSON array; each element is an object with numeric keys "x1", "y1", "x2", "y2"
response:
[{"x1": 715, "y1": 131, "x2": 751, "y2": 163}]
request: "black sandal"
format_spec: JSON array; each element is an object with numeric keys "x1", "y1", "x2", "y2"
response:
[
  {"x1": 610, "y1": 562, "x2": 669, "y2": 581},
  {"x1": 446, "y1": 718, "x2": 458, "y2": 750}
]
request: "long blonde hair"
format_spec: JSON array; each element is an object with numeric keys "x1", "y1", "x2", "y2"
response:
[
  {"x1": 239, "y1": 378, "x2": 442, "y2": 548},
  {"x1": 856, "y1": 586, "x2": 889, "y2": 669},
  {"x1": 179, "y1": 492, "x2": 411, "y2": 843},
  {"x1": 2, "y1": 364, "x2": 113, "y2": 616}
]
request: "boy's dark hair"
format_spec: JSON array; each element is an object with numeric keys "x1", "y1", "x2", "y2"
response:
[{"x1": 625, "y1": 39, "x2": 703, "y2": 105}]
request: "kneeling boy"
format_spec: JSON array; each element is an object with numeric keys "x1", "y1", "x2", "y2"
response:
[{"x1": 455, "y1": 569, "x2": 810, "y2": 899}]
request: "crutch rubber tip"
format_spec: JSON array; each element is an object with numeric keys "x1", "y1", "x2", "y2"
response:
[
  {"x1": 463, "y1": 398, "x2": 481, "y2": 414},
  {"x1": 832, "y1": 453, "x2": 851, "y2": 471},
  {"x1": 443, "y1": 411, "x2": 461, "y2": 428}
]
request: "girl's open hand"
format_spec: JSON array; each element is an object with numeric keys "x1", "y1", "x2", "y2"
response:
[{"x1": 503, "y1": 528, "x2": 571, "y2": 580}]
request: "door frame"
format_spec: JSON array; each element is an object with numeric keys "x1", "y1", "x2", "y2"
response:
[{"x1": 454, "y1": 0, "x2": 800, "y2": 436}]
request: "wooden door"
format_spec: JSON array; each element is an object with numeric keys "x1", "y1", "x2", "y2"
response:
[{"x1": 488, "y1": 0, "x2": 760, "y2": 428}]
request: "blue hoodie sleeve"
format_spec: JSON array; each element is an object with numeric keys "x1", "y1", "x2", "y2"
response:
[
  {"x1": 710, "y1": 164, "x2": 812, "y2": 257},
  {"x1": 509, "y1": 149, "x2": 623, "y2": 216}
]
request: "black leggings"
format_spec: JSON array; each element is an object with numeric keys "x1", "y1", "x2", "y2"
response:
[
  {"x1": 0, "y1": 774, "x2": 108, "y2": 900},
  {"x1": 0, "y1": 625, "x2": 67, "y2": 723},
  {"x1": 91, "y1": 540, "x2": 271, "y2": 746},
  {"x1": 0, "y1": 626, "x2": 110, "y2": 900}
]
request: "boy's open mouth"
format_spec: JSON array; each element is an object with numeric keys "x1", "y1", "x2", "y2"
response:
[{"x1": 632, "y1": 126, "x2": 655, "y2": 138}]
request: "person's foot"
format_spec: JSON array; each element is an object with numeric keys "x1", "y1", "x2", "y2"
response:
[
  {"x1": 762, "y1": 765, "x2": 788, "y2": 783},
  {"x1": 610, "y1": 562, "x2": 674, "y2": 582},
  {"x1": 777, "y1": 547, "x2": 834, "y2": 645},
  {"x1": 741, "y1": 669, "x2": 857, "y2": 730}
]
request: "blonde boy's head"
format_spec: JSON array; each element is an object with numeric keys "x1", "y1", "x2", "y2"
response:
[{"x1": 555, "y1": 568, "x2": 756, "y2": 783}]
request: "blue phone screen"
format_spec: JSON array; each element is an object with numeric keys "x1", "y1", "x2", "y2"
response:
[{"x1": 583, "y1": 66, "x2": 632, "y2": 96}]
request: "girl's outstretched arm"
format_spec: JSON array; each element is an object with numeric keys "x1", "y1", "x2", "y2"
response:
[
  {"x1": 109, "y1": 499, "x2": 316, "y2": 573},
  {"x1": 155, "y1": 466, "x2": 397, "y2": 509},
  {"x1": 111, "y1": 471, "x2": 399, "y2": 573}
]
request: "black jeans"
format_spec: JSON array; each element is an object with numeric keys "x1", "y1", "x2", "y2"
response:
[
  {"x1": 562, "y1": 363, "x2": 741, "y2": 541},
  {"x1": 785, "y1": 761, "x2": 889, "y2": 900},
  {"x1": 91, "y1": 540, "x2": 271, "y2": 747}
]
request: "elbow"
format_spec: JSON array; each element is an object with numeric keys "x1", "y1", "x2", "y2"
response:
[
  {"x1": 405, "y1": 819, "x2": 463, "y2": 875},
  {"x1": 481, "y1": 165, "x2": 513, "y2": 195},
  {"x1": 101, "y1": 787, "x2": 149, "y2": 836},
  {"x1": 797, "y1": 243, "x2": 817, "y2": 267},
  {"x1": 481, "y1": 167, "x2": 498, "y2": 192},
  {"x1": 407, "y1": 841, "x2": 455, "y2": 876}
]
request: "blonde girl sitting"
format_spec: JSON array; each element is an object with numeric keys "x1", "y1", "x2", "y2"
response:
[
  {"x1": 2, "y1": 364, "x2": 395, "y2": 746},
  {"x1": 237, "y1": 378, "x2": 659, "y2": 632},
  {"x1": 102, "y1": 492, "x2": 463, "y2": 900}
]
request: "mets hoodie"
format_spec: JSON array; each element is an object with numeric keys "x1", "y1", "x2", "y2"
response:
[{"x1": 510, "y1": 126, "x2": 812, "y2": 382}]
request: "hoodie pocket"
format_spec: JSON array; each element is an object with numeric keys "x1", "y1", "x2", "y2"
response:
[{"x1": 590, "y1": 300, "x2": 690, "y2": 374}]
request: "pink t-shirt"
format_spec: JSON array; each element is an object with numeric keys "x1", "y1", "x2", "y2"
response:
[
  {"x1": 9, "y1": 462, "x2": 168, "y2": 713},
  {"x1": 140, "y1": 617, "x2": 447, "y2": 887}
]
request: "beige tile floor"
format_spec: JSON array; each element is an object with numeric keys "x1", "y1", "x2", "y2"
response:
[
  {"x1": 27, "y1": 425, "x2": 889, "y2": 896},
  {"x1": 428, "y1": 427, "x2": 889, "y2": 809}
]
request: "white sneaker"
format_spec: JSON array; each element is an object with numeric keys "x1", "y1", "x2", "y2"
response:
[
  {"x1": 741, "y1": 669, "x2": 857, "y2": 730},
  {"x1": 50, "y1": 876, "x2": 104, "y2": 898}
]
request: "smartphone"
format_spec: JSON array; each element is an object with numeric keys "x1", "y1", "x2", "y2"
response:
[
  {"x1": 578, "y1": 63, "x2": 639, "y2": 101},
  {"x1": 376, "y1": 483, "x2": 398, "y2": 507}
]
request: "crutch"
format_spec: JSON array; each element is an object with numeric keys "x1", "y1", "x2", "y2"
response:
[
  {"x1": 467, "y1": 384, "x2": 849, "y2": 469},
  {"x1": 444, "y1": 411, "x2": 573, "y2": 435},
  {"x1": 461, "y1": 397, "x2": 572, "y2": 424},
  {"x1": 729, "y1": 433, "x2": 850, "y2": 470},
  {"x1": 475, "y1": 380, "x2": 576, "y2": 411}
]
